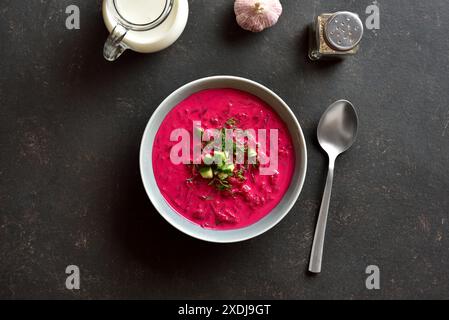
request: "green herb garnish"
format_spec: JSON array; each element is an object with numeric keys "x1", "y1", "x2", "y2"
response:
[
  {"x1": 236, "y1": 169, "x2": 246, "y2": 181},
  {"x1": 185, "y1": 118, "x2": 259, "y2": 192},
  {"x1": 225, "y1": 117, "x2": 237, "y2": 128}
]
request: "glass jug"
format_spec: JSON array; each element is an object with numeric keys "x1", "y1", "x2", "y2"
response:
[{"x1": 102, "y1": 0, "x2": 189, "y2": 61}]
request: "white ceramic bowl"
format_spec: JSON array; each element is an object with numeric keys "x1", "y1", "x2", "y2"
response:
[{"x1": 140, "y1": 76, "x2": 307, "y2": 243}]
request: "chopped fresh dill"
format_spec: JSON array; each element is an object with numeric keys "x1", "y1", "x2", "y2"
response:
[{"x1": 225, "y1": 117, "x2": 237, "y2": 127}]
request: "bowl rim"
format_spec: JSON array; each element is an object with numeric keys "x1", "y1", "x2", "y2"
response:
[{"x1": 139, "y1": 75, "x2": 307, "y2": 243}]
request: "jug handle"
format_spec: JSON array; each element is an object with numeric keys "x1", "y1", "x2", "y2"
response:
[{"x1": 103, "y1": 24, "x2": 128, "y2": 61}]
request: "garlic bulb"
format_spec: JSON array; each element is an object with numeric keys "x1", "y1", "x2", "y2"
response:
[{"x1": 234, "y1": 0, "x2": 283, "y2": 32}]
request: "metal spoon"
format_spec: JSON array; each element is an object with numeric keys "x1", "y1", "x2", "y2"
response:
[{"x1": 309, "y1": 100, "x2": 359, "y2": 274}]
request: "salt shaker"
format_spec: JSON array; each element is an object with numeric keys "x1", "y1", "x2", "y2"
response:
[{"x1": 309, "y1": 11, "x2": 364, "y2": 61}]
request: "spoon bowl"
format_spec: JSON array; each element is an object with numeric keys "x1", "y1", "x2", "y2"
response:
[
  {"x1": 317, "y1": 100, "x2": 359, "y2": 157},
  {"x1": 309, "y1": 99, "x2": 359, "y2": 273}
]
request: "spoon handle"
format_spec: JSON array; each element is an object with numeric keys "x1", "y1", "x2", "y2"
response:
[{"x1": 309, "y1": 158, "x2": 335, "y2": 273}]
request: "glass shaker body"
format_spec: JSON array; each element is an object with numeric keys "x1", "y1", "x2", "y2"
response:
[{"x1": 309, "y1": 11, "x2": 363, "y2": 61}]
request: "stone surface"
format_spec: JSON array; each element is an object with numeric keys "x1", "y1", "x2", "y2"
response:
[{"x1": 0, "y1": 0, "x2": 448, "y2": 299}]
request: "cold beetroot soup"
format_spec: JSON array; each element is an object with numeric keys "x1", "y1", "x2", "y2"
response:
[{"x1": 152, "y1": 88, "x2": 295, "y2": 230}]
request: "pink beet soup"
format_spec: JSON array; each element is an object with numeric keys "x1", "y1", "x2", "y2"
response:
[{"x1": 152, "y1": 88, "x2": 295, "y2": 230}]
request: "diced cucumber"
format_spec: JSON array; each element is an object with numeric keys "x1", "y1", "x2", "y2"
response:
[
  {"x1": 221, "y1": 163, "x2": 235, "y2": 173},
  {"x1": 203, "y1": 153, "x2": 214, "y2": 165},
  {"x1": 199, "y1": 166, "x2": 213, "y2": 179},
  {"x1": 214, "y1": 151, "x2": 227, "y2": 166},
  {"x1": 248, "y1": 147, "x2": 257, "y2": 159}
]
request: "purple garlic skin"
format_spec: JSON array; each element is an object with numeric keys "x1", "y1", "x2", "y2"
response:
[{"x1": 234, "y1": 0, "x2": 283, "y2": 32}]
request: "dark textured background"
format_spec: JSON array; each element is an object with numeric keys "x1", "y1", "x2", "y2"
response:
[{"x1": 1, "y1": 0, "x2": 448, "y2": 299}]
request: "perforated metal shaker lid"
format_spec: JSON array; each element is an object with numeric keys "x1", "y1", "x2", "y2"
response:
[{"x1": 324, "y1": 11, "x2": 364, "y2": 51}]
